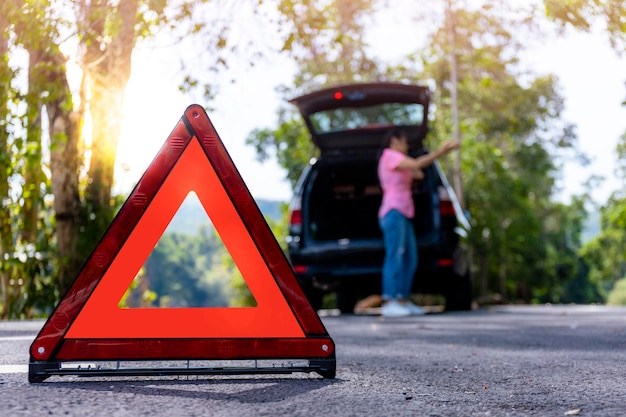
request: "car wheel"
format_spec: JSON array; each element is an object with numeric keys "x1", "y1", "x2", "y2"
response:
[
  {"x1": 299, "y1": 278, "x2": 324, "y2": 312},
  {"x1": 444, "y1": 271, "x2": 473, "y2": 311},
  {"x1": 335, "y1": 289, "x2": 359, "y2": 314}
]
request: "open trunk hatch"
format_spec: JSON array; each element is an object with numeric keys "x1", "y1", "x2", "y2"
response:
[
  {"x1": 303, "y1": 158, "x2": 439, "y2": 244},
  {"x1": 290, "y1": 82, "x2": 430, "y2": 155}
]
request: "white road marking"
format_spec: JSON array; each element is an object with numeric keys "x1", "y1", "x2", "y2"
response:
[
  {"x1": 0, "y1": 336, "x2": 34, "y2": 342},
  {"x1": 0, "y1": 364, "x2": 28, "y2": 374},
  {"x1": 1, "y1": 336, "x2": 34, "y2": 374}
]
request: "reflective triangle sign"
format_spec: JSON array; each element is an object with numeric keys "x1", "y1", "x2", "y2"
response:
[{"x1": 29, "y1": 105, "x2": 335, "y2": 382}]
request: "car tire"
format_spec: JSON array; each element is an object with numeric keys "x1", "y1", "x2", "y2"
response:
[
  {"x1": 444, "y1": 271, "x2": 473, "y2": 311},
  {"x1": 335, "y1": 288, "x2": 359, "y2": 314},
  {"x1": 299, "y1": 278, "x2": 324, "y2": 312}
]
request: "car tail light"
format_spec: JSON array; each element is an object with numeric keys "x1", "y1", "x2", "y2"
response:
[
  {"x1": 289, "y1": 196, "x2": 303, "y2": 226},
  {"x1": 438, "y1": 187, "x2": 456, "y2": 216},
  {"x1": 293, "y1": 265, "x2": 307, "y2": 274},
  {"x1": 288, "y1": 196, "x2": 303, "y2": 237},
  {"x1": 438, "y1": 258, "x2": 454, "y2": 267},
  {"x1": 289, "y1": 209, "x2": 302, "y2": 226}
]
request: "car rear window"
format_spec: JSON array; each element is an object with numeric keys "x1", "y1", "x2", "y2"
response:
[{"x1": 308, "y1": 102, "x2": 425, "y2": 135}]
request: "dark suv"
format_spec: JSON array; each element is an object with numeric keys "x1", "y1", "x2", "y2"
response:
[{"x1": 286, "y1": 82, "x2": 473, "y2": 313}]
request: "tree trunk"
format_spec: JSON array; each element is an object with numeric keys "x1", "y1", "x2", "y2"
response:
[
  {"x1": 478, "y1": 253, "x2": 488, "y2": 299},
  {"x1": 499, "y1": 258, "x2": 507, "y2": 303},
  {"x1": 12, "y1": 0, "x2": 84, "y2": 295},
  {"x1": 0, "y1": 8, "x2": 14, "y2": 318},
  {"x1": 445, "y1": 0, "x2": 464, "y2": 210},
  {"x1": 82, "y1": 0, "x2": 138, "y2": 242},
  {"x1": 46, "y1": 54, "x2": 83, "y2": 293},
  {"x1": 20, "y1": 51, "x2": 45, "y2": 245}
]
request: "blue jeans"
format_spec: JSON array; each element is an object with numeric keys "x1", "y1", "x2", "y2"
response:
[{"x1": 379, "y1": 209, "x2": 417, "y2": 300}]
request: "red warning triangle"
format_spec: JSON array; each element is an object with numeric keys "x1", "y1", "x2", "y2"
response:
[{"x1": 29, "y1": 105, "x2": 335, "y2": 381}]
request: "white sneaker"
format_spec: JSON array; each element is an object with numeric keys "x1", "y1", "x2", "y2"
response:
[
  {"x1": 381, "y1": 300, "x2": 411, "y2": 318},
  {"x1": 403, "y1": 301, "x2": 425, "y2": 315}
]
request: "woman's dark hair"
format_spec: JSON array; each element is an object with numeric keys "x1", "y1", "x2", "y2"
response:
[
  {"x1": 378, "y1": 127, "x2": 407, "y2": 161},
  {"x1": 381, "y1": 127, "x2": 407, "y2": 148}
]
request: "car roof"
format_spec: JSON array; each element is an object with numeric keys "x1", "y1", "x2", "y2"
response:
[{"x1": 289, "y1": 82, "x2": 431, "y2": 154}]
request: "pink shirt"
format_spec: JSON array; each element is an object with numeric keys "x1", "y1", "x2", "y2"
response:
[{"x1": 378, "y1": 148, "x2": 414, "y2": 219}]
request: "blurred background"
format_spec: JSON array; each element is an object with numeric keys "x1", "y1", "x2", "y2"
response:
[{"x1": 1, "y1": 0, "x2": 624, "y2": 317}]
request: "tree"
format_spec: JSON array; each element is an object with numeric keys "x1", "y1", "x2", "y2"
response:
[
  {"x1": 543, "y1": 0, "x2": 626, "y2": 302},
  {"x1": 580, "y1": 133, "x2": 626, "y2": 299},
  {"x1": 248, "y1": 0, "x2": 593, "y2": 304},
  {"x1": 0, "y1": 0, "x2": 259, "y2": 317},
  {"x1": 0, "y1": 0, "x2": 64, "y2": 317},
  {"x1": 543, "y1": 0, "x2": 626, "y2": 52},
  {"x1": 420, "y1": 3, "x2": 590, "y2": 303},
  {"x1": 580, "y1": 200, "x2": 626, "y2": 298},
  {"x1": 0, "y1": 4, "x2": 14, "y2": 311},
  {"x1": 247, "y1": 0, "x2": 384, "y2": 186},
  {"x1": 606, "y1": 277, "x2": 626, "y2": 305},
  {"x1": 0, "y1": 4, "x2": 16, "y2": 317}
]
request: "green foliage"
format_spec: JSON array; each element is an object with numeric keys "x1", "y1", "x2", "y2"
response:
[
  {"x1": 245, "y1": 0, "x2": 612, "y2": 306},
  {"x1": 121, "y1": 205, "x2": 289, "y2": 309},
  {"x1": 1, "y1": 0, "x2": 257, "y2": 317},
  {"x1": 247, "y1": 0, "x2": 386, "y2": 187},
  {"x1": 2, "y1": 0, "x2": 625, "y2": 316},
  {"x1": 418, "y1": 2, "x2": 594, "y2": 304},
  {"x1": 277, "y1": 0, "x2": 380, "y2": 91},
  {"x1": 122, "y1": 196, "x2": 284, "y2": 309},
  {"x1": 543, "y1": 0, "x2": 626, "y2": 51},
  {"x1": 0, "y1": 204, "x2": 58, "y2": 318},
  {"x1": 119, "y1": 268, "x2": 156, "y2": 308},
  {"x1": 0, "y1": 0, "x2": 62, "y2": 318},
  {"x1": 607, "y1": 277, "x2": 626, "y2": 306},
  {"x1": 122, "y1": 227, "x2": 248, "y2": 308},
  {"x1": 263, "y1": 201, "x2": 291, "y2": 251},
  {"x1": 246, "y1": 113, "x2": 317, "y2": 189},
  {"x1": 580, "y1": 194, "x2": 626, "y2": 299}
]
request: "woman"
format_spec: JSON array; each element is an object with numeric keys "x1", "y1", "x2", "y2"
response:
[{"x1": 378, "y1": 128, "x2": 460, "y2": 317}]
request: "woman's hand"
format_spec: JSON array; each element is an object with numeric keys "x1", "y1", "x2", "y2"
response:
[
  {"x1": 437, "y1": 140, "x2": 460, "y2": 155},
  {"x1": 398, "y1": 140, "x2": 461, "y2": 171}
]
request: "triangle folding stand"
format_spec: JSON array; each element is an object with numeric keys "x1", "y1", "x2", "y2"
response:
[{"x1": 29, "y1": 105, "x2": 335, "y2": 382}]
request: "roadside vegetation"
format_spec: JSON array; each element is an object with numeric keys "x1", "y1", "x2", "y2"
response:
[{"x1": 1, "y1": 0, "x2": 624, "y2": 317}]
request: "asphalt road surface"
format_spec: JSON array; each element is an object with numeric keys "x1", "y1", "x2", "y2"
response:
[{"x1": 1, "y1": 304, "x2": 625, "y2": 416}]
